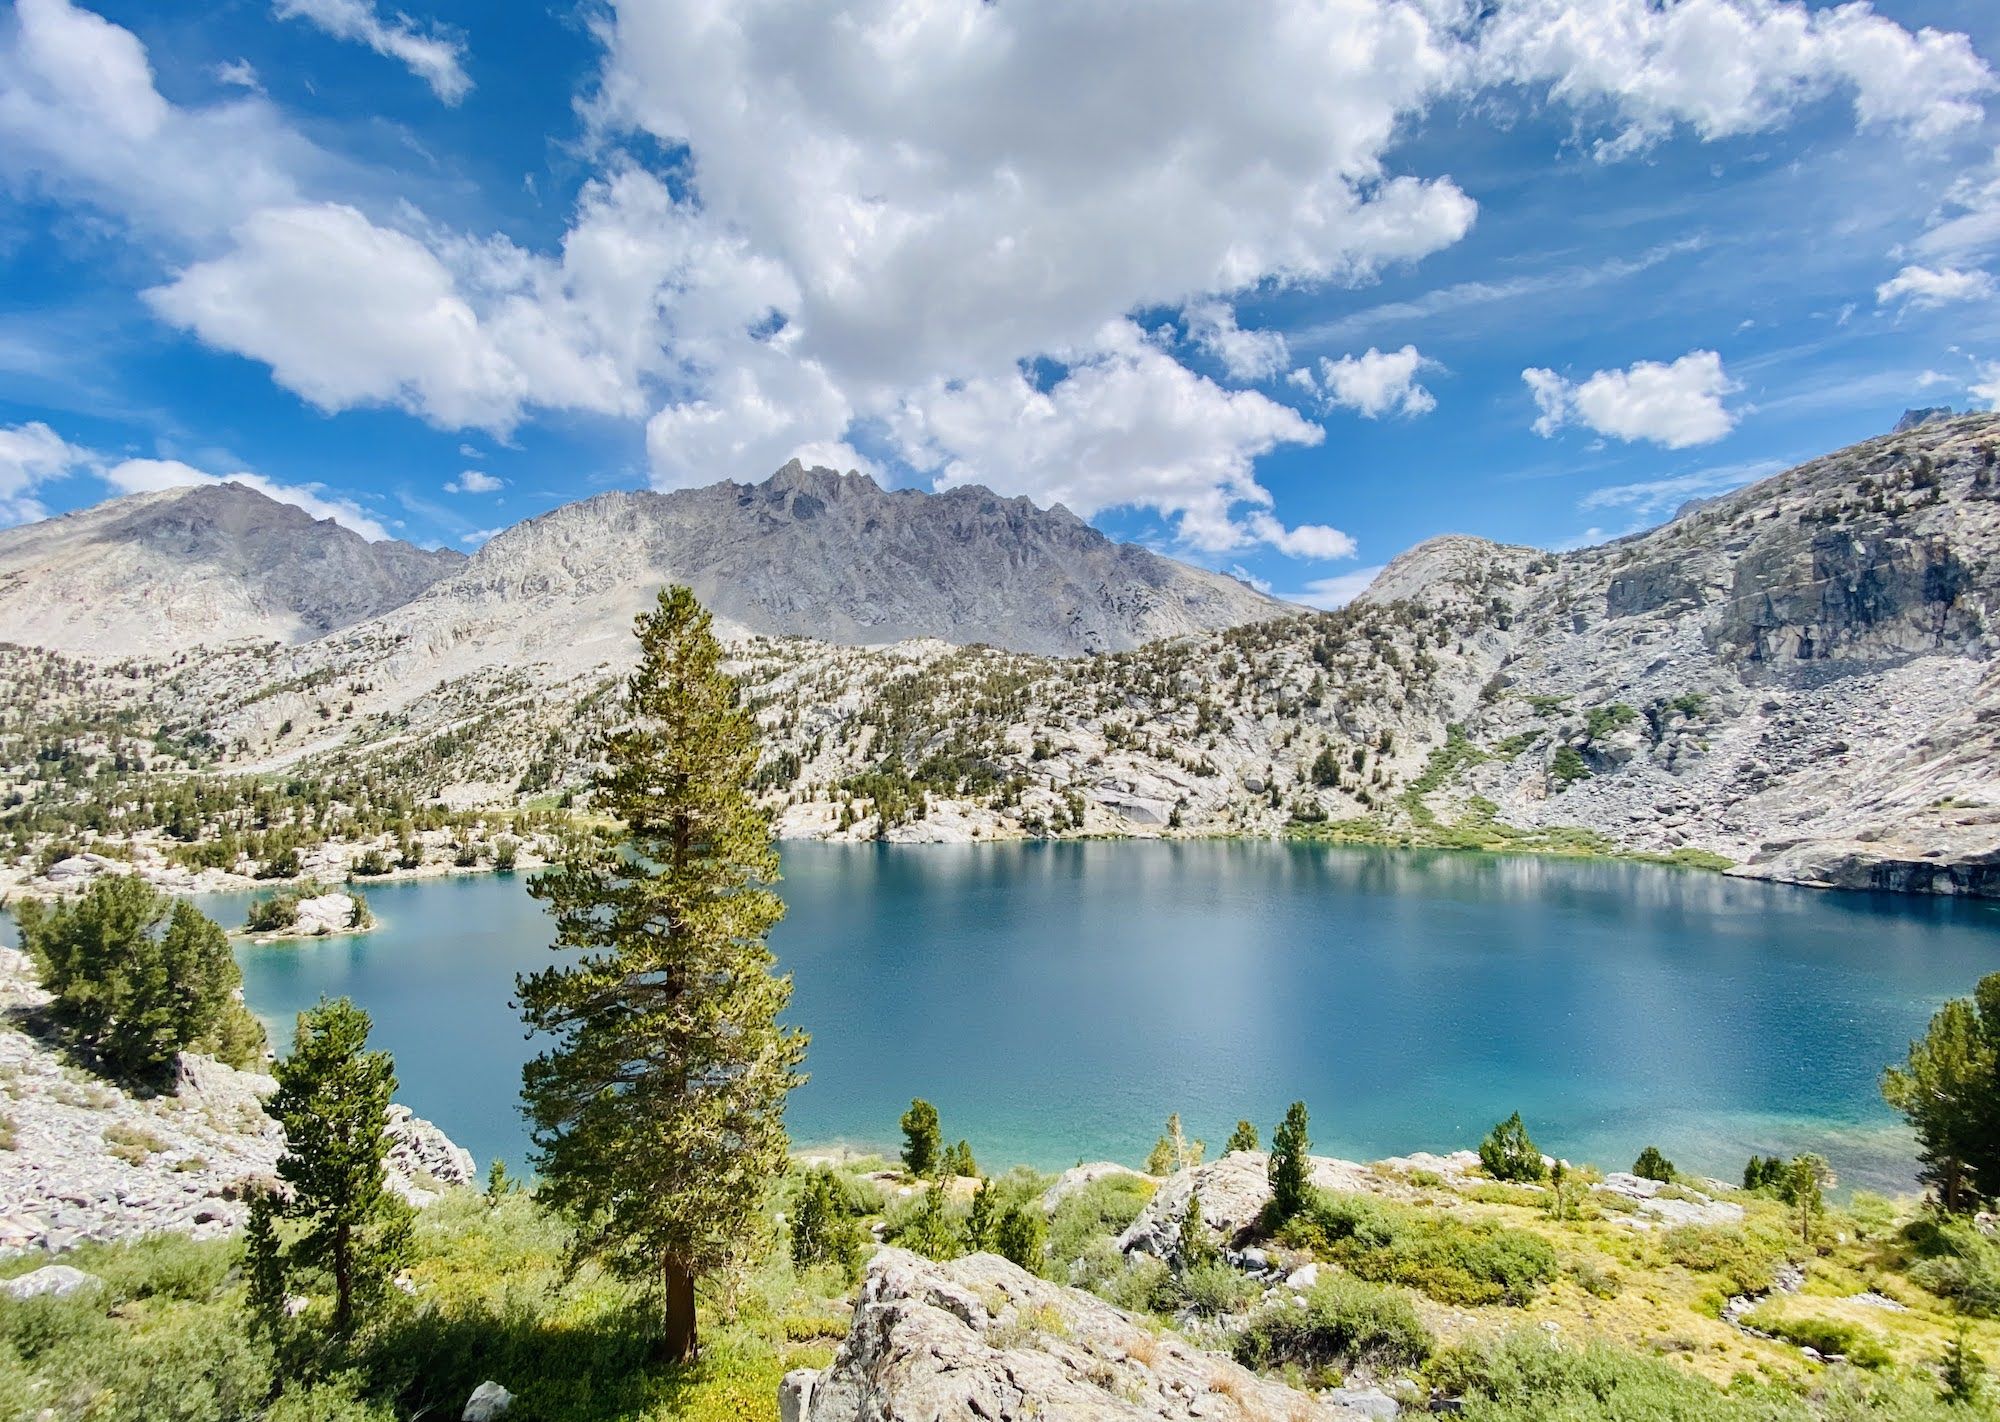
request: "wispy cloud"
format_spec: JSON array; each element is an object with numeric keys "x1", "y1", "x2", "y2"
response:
[
  {"x1": 273, "y1": 0, "x2": 471, "y2": 104},
  {"x1": 1283, "y1": 565, "x2": 1387, "y2": 610},
  {"x1": 1579, "y1": 456, "x2": 1787, "y2": 518},
  {"x1": 1290, "y1": 237, "x2": 1706, "y2": 350}
]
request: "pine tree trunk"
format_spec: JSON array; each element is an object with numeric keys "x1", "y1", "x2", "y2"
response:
[
  {"x1": 333, "y1": 1223, "x2": 353, "y2": 1334},
  {"x1": 661, "y1": 1257, "x2": 698, "y2": 1363}
]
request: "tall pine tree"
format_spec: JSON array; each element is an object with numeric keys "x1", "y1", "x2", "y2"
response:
[{"x1": 519, "y1": 586, "x2": 808, "y2": 1362}]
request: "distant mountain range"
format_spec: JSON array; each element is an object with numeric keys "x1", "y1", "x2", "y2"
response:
[
  {"x1": 2, "y1": 418, "x2": 1997, "y2": 899},
  {"x1": 0, "y1": 462, "x2": 1287, "y2": 662},
  {"x1": 0, "y1": 483, "x2": 463, "y2": 659}
]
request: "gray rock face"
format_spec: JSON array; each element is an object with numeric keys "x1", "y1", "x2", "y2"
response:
[
  {"x1": 1116, "y1": 1151, "x2": 1375, "y2": 1260},
  {"x1": 1895, "y1": 407, "x2": 1956, "y2": 433},
  {"x1": 799, "y1": 1247, "x2": 1373, "y2": 1421},
  {"x1": 0, "y1": 482, "x2": 461, "y2": 658}
]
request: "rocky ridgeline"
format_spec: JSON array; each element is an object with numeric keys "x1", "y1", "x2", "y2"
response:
[
  {"x1": 0, "y1": 949, "x2": 474, "y2": 1257},
  {"x1": 0, "y1": 481, "x2": 461, "y2": 659}
]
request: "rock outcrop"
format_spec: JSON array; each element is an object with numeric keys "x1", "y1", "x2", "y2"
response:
[
  {"x1": 795, "y1": 1247, "x2": 1374, "y2": 1420},
  {"x1": 1116, "y1": 1151, "x2": 1376, "y2": 1259},
  {"x1": 0, "y1": 949, "x2": 475, "y2": 1255},
  {"x1": 0, "y1": 482, "x2": 461, "y2": 658}
]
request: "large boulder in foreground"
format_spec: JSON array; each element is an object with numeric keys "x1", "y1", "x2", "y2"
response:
[{"x1": 796, "y1": 1247, "x2": 1372, "y2": 1421}]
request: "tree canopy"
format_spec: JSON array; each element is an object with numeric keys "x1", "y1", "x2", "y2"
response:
[{"x1": 16, "y1": 874, "x2": 264, "y2": 1083}]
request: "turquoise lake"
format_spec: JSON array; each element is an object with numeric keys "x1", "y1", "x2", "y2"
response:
[{"x1": 213, "y1": 841, "x2": 2000, "y2": 1192}]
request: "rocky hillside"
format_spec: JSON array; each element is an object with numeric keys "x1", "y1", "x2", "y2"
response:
[
  {"x1": 0, "y1": 482, "x2": 463, "y2": 658},
  {"x1": 1, "y1": 417, "x2": 1995, "y2": 898},
  {"x1": 0, "y1": 947, "x2": 475, "y2": 1256}
]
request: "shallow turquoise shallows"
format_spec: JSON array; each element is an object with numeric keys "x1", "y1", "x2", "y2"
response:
[{"x1": 215, "y1": 842, "x2": 1999, "y2": 1191}]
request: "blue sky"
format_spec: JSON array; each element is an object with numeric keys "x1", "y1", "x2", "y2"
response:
[{"x1": 2, "y1": 0, "x2": 1999, "y2": 606}]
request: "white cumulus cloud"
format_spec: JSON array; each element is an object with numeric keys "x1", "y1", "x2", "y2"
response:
[
  {"x1": 1184, "y1": 302, "x2": 1289, "y2": 383},
  {"x1": 889, "y1": 321, "x2": 1335, "y2": 557},
  {"x1": 1973, "y1": 362, "x2": 2000, "y2": 411},
  {"x1": 1876, "y1": 264, "x2": 1996, "y2": 310},
  {"x1": 1524, "y1": 350, "x2": 1740, "y2": 449},
  {"x1": 272, "y1": 0, "x2": 470, "y2": 104},
  {"x1": 5, "y1": 0, "x2": 1993, "y2": 559},
  {"x1": 1468, "y1": 0, "x2": 1993, "y2": 159},
  {"x1": 1289, "y1": 345, "x2": 1437, "y2": 418},
  {"x1": 0, "y1": 421, "x2": 94, "y2": 525},
  {"x1": 445, "y1": 470, "x2": 502, "y2": 494}
]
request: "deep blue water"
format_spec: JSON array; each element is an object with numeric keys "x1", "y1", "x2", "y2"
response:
[{"x1": 208, "y1": 842, "x2": 2000, "y2": 1191}]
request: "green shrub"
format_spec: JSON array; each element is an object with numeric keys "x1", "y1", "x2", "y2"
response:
[
  {"x1": 1283, "y1": 1190, "x2": 1557, "y2": 1306},
  {"x1": 1550, "y1": 746, "x2": 1590, "y2": 787},
  {"x1": 1632, "y1": 1146, "x2": 1675, "y2": 1182},
  {"x1": 1431, "y1": 1331, "x2": 1812, "y2": 1422},
  {"x1": 1176, "y1": 1258, "x2": 1255, "y2": 1317},
  {"x1": 1233, "y1": 1275, "x2": 1432, "y2": 1374},
  {"x1": 1905, "y1": 1218, "x2": 2000, "y2": 1316},
  {"x1": 1740, "y1": 1306, "x2": 1891, "y2": 1369},
  {"x1": 1047, "y1": 1174, "x2": 1154, "y2": 1269},
  {"x1": 1660, "y1": 1225, "x2": 1780, "y2": 1297},
  {"x1": 349, "y1": 849, "x2": 391, "y2": 877}
]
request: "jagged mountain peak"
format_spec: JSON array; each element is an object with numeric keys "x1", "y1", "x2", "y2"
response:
[{"x1": 389, "y1": 463, "x2": 1291, "y2": 670}]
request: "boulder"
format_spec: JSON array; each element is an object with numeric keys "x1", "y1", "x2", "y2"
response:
[
  {"x1": 292, "y1": 892, "x2": 360, "y2": 936},
  {"x1": 385, "y1": 1105, "x2": 478, "y2": 1203},
  {"x1": 1116, "y1": 1151, "x2": 1373, "y2": 1258},
  {"x1": 797, "y1": 1247, "x2": 1374, "y2": 1420},
  {"x1": 779, "y1": 1369, "x2": 817, "y2": 1422},
  {"x1": 1324, "y1": 1386, "x2": 1402, "y2": 1421},
  {"x1": 1595, "y1": 1172, "x2": 1744, "y2": 1229},
  {"x1": 462, "y1": 1381, "x2": 512, "y2": 1422},
  {"x1": 2, "y1": 1264, "x2": 102, "y2": 1299}
]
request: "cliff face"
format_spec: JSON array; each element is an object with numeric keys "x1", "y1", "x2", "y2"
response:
[
  {"x1": 1367, "y1": 413, "x2": 2000, "y2": 893},
  {"x1": 0, "y1": 483, "x2": 462, "y2": 659}
]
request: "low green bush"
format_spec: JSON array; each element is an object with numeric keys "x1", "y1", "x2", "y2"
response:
[
  {"x1": 1280, "y1": 1190, "x2": 1557, "y2": 1306},
  {"x1": 1047, "y1": 1173, "x2": 1154, "y2": 1270},
  {"x1": 1660, "y1": 1225, "x2": 1781, "y2": 1296},
  {"x1": 1175, "y1": 1258, "x2": 1256, "y2": 1317},
  {"x1": 1232, "y1": 1275, "x2": 1432, "y2": 1375},
  {"x1": 1905, "y1": 1218, "x2": 2000, "y2": 1317},
  {"x1": 1740, "y1": 1306, "x2": 1891, "y2": 1369},
  {"x1": 1430, "y1": 1331, "x2": 1812, "y2": 1422}
]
